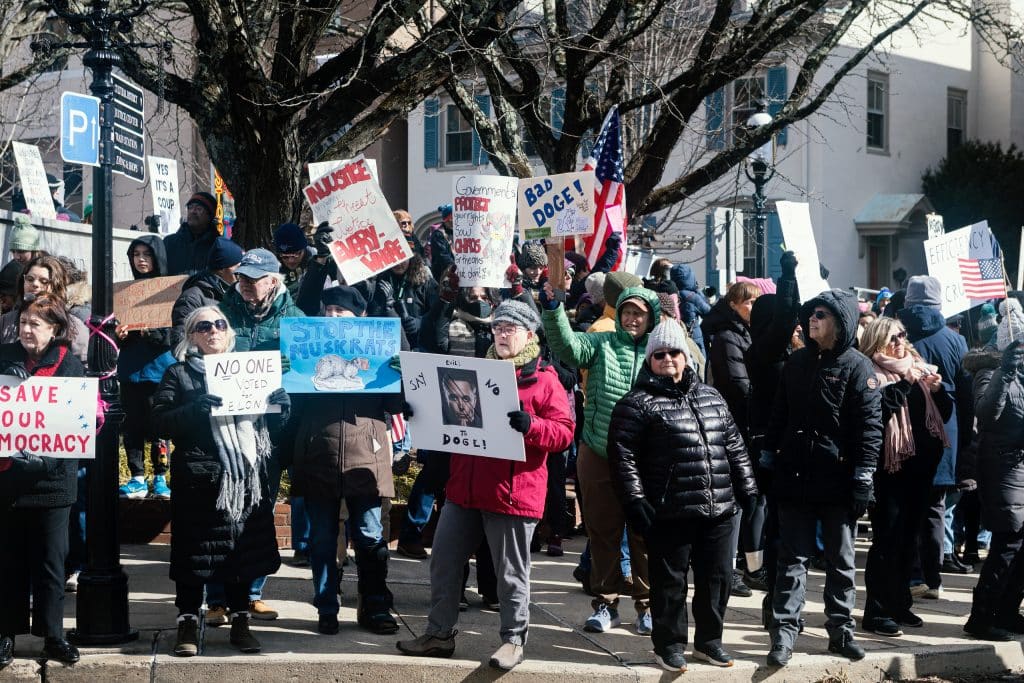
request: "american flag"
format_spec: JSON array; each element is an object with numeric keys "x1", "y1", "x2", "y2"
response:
[
  {"x1": 580, "y1": 107, "x2": 627, "y2": 270},
  {"x1": 958, "y1": 257, "x2": 1007, "y2": 299}
]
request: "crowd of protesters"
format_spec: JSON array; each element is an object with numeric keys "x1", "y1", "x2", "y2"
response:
[{"x1": 2, "y1": 192, "x2": 1024, "y2": 675}]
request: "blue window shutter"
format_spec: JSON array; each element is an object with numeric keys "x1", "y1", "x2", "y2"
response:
[
  {"x1": 551, "y1": 87, "x2": 565, "y2": 140},
  {"x1": 767, "y1": 212, "x2": 784, "y2": 281},
  {"x1": 705, "y1": 89, "x2": 726, "y2": 150},
  {"x1": 767, "y1": 66, "x2": 788, "y2": 146},
  {"x1": 472, "y1": 94, "x2": 491, "y2": 166},
  {"x1": 705, "y1": 212, "x2": 720, "y2": 287},
  {"x1": 423, "y1": 98, "x2": 439, "y2": 168}
]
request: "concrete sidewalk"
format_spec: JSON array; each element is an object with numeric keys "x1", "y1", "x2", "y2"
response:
[{"x1": 5, "y1": 534, "x2": 1024, "y2": 682}]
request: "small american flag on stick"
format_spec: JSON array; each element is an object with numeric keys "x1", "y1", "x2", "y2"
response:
[{"x1": 958, "y1": 257, "x2": 1007, "y2": 299}]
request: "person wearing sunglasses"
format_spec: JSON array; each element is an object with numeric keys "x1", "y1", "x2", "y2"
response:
[
  {"x1": 607, "y1": 321, "x2": 757, "y2": 672},
  {"x1": 152, "y1": 306, "x2": 290, "y2": 657},
  {"x1": 761, "y1": 289, "x2": 883, "y2": 667},
  {"x1": 859, "y1": 317, "x2": 949, "y2": 638}
]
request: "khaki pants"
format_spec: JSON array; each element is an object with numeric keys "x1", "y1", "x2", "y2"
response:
[{"x1": 577, "y1": 443, "x2": 649, "y2": 612}]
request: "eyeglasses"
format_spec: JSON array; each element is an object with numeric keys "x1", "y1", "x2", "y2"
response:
[
  {"x1": 193, "y1": 319, "x2": 228, "y2": 334},
  {"x1": 889, "y1": 331, "x2": 907, "y2": 343},
  {"x1": 811, "y1": 310, "x2": 832, "y2": 320},
  {"x1": 279, "y1": 249, "x2": 303, "y2": 256},
  {"x1": 491, "y1": 324, "x2": 520, "y2": 337},
  {"x1": 23, "y1": 275, "x2": 50, "y2": 286},
  {"x1": 651, "y1": 349, "x2": 683, "y2": 360},
  {"x1": 399, "y1": 220, "x2": 413, "y2": 226}
]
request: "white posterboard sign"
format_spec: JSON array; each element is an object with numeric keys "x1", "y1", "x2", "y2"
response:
[
  {"x1": 0, "y1": 376, "x2": 98, "y2": 459},
  {"x1": 926, "y1": 213, "x2": 944, "y2": 239},
  {"x1": 302, "y1": 156, "x2": 412, "y2": 284},
  {"x1": 518, "y1": 172, "x2": 595, "y2": 240},
  {"x1": 309, "y1": 158, "x2": 379, "y2": 186},
  {"x1": 400, "y1": 351, "x2": 525, "y2": 461},
  {"x1": 203, "y1": 351, "x2": 283, "y2": 416},
  {"x1": 775, "y1": 201, "x2": 830, "y2": 302},
  {"x1": 710, "y1": 207, "x2": 745, "y2": 292},
  {"x1": 12, "y1": 141, "x2": 57, "y2": 221},
  {"x1": 923, "y1": 220, "x2": 1002, "y2": 318},
  {"x1": 148, "y1": 156, "x2": 181, "y2": 234},
  {"x1": 452, "y1": 175, "x2": 518, "y2": 287}
]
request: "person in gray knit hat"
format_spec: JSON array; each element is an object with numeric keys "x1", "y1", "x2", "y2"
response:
[{"x1": 492, "y1": 299, "x2": 541, "y2": 333}]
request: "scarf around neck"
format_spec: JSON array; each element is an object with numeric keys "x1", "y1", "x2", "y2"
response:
[
  {"x1": 872, "y1": 351, "x2": 950, "y2": 473},
  {"x1": 187, "y1": 353, "x2": 272, "y2": 524},
  {"x1": 485, "y1": 339, "x2": 540, "y2": 367}
]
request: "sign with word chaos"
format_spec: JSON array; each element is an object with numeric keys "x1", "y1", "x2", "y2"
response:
[
  {"x1": 517, "y1": 172, "x2": 595, "y2": 240},
  {"x1": 399, "y1": 352, "x2": 524, "y2": 461},
  {"x1": 451, "y1": 175, "x2": 518, "y2": 287},
  {"x1": 204, "y1": 351, "x2": 283, "y2": 416},
  {"x1": 0, "y1": 376, "x2": 98, "y2": 458},
  {"x1": 303, "y1": 156, "x2": 412, "y2": 284},
  {"x1": 280, "y1": 317, "x2": 402, "y2": 394}
]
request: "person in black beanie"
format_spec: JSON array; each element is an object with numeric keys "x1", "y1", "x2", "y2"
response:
[
  {"x1": 165, "y1": 192, "x2": 220, "y2": 276},
  {"x1": 171, "y1": 236, "x2": 244, "y2": 346},
  {"x1": 274, "y1": 223, "x2": 315, "y2": 299}
]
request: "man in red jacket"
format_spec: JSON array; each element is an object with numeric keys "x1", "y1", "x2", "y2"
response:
[{"x1": 397, "y1": 300, "x2": 574, "y2": 671}]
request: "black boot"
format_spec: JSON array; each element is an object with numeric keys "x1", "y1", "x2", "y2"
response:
[
  {"x1": 356, "y1": 542, "x2": 399, "y2": 635},
  {"x1": 827, "y1": 632, "x2": 865, "y2": 661}
]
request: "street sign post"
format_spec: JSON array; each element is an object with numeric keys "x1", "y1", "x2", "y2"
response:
[
  {"x1": 60, "y1": 92, "x2": 100, "y2": 167},
  {"x1": 111, "y1": 73, "x2": 145, "y2": 182}
]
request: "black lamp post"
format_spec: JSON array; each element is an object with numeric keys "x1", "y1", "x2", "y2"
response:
[
  {"x1": 32, "y1": 0, "x2": 160, "y2": 645},
  {"x1": 744, "y1": 102, "x2": 775, "y2": 279}
]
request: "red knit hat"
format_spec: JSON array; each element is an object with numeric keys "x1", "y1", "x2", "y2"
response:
[{"x1": 186, "y1": 191, "x2": 217, "y2": 216}]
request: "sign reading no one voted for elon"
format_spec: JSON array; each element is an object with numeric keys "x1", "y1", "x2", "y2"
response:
[
  {"x1": 0, "y1": 377, "x2": 98, "y2": 459},
  {"x1": 518, "y1": 172, "x2": 595, "y2": 241},
  {"x1": 203, "y1": 351, "x2": 283, "y2": 417},
  {"x1": 400, "y1": 352, "x2": 525, "y2": 461},
  {"x1": 280, "y1": 317, "x2": 402, "y2": 393}
]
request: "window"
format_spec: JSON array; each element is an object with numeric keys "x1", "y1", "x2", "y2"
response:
[
  {"x1": 948, "y1": 89, "x2": 966, "y2": 153},
  {"x1": 732, "y1": 76, "x2": 766, "y2": 133},
  {"x1": 866, "y1": 73, "x2": 888, "y2": 151},
  {"x1": 444, "y1": 104, "x2": 473, "y2": 165}
]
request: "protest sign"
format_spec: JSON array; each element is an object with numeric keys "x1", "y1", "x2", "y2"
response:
[
  {"x1": 926, "y1": 213, "x2": 944, "y2": 239},
  {"x1": 12, "y1": 141, "x2": 57, "y2": 221},
  {"x1": 923, "y1": 220, "x2": 1004, "y2": 318},
  {"x1": 204, "y1": 351, "x2": 282, "y2": 416},
  {"x1": 452, "y1": 175, "x2": 518, "y2": 287},
  {"x1": 148, "y1": 156, "x2": 181, "y2": 234},
  {"x1": 113, "y1": 274, "x2": 188, "y2": 330},
  {"x1": 775, "y1": 201, "x2": 830, "y2": 302},
  {"x1": 399, "y1": 352, "x2": 524, "y2": 461},
  {"x1": 309, "y1": 158, "x2": 379, "y2": 186},
  {"x1": 280, "y1": 317, "x2": 402, "y2": 393},
  {"x1": 302, "y1": 157, "x2": 412, "y2": 284},
  {"x1": 518, "y1": 172, "x2": 595, "y2": 240},
  {"x1": 0, "y1": 376, "x2": 98, "y2": 459}
]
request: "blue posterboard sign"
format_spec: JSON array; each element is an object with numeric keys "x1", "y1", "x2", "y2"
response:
[{"x1": 280, "y1": 317, "x2": 402, "y2": 393}]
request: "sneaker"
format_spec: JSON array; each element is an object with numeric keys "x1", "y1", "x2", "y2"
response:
[
  {"x1": 730, "y1": 571, "x2": 752, "y2": 598},
  {"x1": 248, "y1": 600, "x2": 278, "y2": 621},
  {"x1": 174, "y1": 615, "x2": 199, "y2": 657},
  {"x1": 865, "y1": 617, "x2": 903, "y2": 637},
  {"x1": 634, "y1": 610, "x2": 652, "y2": 635},
  {"x1": 909, "y1": 583, "x2": 929, "y2": 598},
  {"x1": 489, "y1": 642, "x2": 524, "y2": 670},
  {"x1": 655, "y1": 644, "x2": 687, "y2": 672},
  {"x1": 318, "y1": 614, "x2": 339, "y2": 635},
  {"x1": 692, "y1": 643, "x2": 734, "y2": 667},
  {"x1": 767, "y1": 642, "x2": 792, "y2": 667},
  {"x1": 827, "y1": 633, "x2": 865, "y2": 661},
  {"x1": 921, "y1": 586, "x2": 942, "y2": 600},
  {"x1": 229, "y1": 614, "x2": 261, "y2": 653},
  {"x1": 205, "y1": 606, "x2": 229, "y2": 626},
  {"x1": 546, "y1": 536, "x2": 564, "y2": 557},
  {"x1": 290, "y1": 550, "x2": 311, "y2": 567},
  {"x1": 743, "y1": 567, "x2": 770, "y2": 592},
  {"x1": 65, "y1": 571, "x2": 80, "y2": 593},
  {"x1": 896, "y1": 610, "x2": 924, "y2": 628},
  {"x1": 964, "y1": 619, "x2": 1014, "y2": 641},
  {"x1": 119, "y1": 478, "x2": 148, "y2": 498},
  {"x1": 396, "y1": 541, "x2": 428, "y2": 560},
  {"x1": 583, "y1": 604, "x2": 621, "y2": 633},
  {"x1": 396, "y1": 631, "x2": 457, "y2": 658},
  {"x1": 151, "y1": 475, "x2": 171, "y2": 499}
]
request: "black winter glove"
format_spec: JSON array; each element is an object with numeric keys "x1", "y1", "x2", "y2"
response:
[
  {"x1": 780, "y1": 250, "x2": 798, "y2": 278},
  {"x1": 538, "y1": 285, "x2": 564, "y2": 311},
  {"x1": 196, "y1": 393, "x2": 223, "y2": 413},
  {"x1": 605, "y1": 232, "x2": 622, "y2": 250},
  {"x1": 314, "y1": 222, "x2": 334, "y2": 257},
  {"x1": 851, "y1": 485, "x2": 873, "y2": 521},
  {"x1": 625, "y1": 498, "x2": 656, "y2": 536},
  {"x1": 402, "y1": 401, "x2": 414, "y2": 419},
  {"x1": 8, "y1": 451, "x2": 48, "y2": 482},
  {"x1": 507, "y1": 407, "x2": 532, "y2": 434},
  {"x1": 268, "y1": 388, "x2": 290, "y2": 411},
  {"x1": 377, "y1": 279, "x2": 396, "y2": 311},
  {"x1": 1001, "y1": 340, "x2": 1024, "y2": 374}
]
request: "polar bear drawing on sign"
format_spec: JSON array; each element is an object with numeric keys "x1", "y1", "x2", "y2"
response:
[{"x1": 312, "y1": 354, "x2": 370, "y2": 391}]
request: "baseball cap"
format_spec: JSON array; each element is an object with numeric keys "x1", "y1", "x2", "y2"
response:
[{"x1": 235, "y1": 248, "x2": 281, "y2": 279}]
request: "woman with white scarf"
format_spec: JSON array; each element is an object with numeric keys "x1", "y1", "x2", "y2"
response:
[
  {"x1": 860, "y1": 316, "x2": 950, "y2": 637},
  {"x1": 152, "y1": 306, "x2": 290, "y2": 658}
]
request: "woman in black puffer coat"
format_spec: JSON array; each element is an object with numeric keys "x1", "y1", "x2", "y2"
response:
[
  {"x1": 608, "y1": 321, "x2": 757, "y2": 672},
  {"x1": 701, "y1": 281, "x2": 759, "y2": 440}
]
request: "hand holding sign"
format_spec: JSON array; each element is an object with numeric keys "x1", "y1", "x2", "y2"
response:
[{"x1": 203, "y1": 351, "x2": 283, "y2": 416}]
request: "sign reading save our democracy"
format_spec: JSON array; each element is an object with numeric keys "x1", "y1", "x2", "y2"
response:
[
  {"x1": 517, "y1": 172, "x2": 595, "y2": 240},
  {"x1": 452, "y1": 175, "x2": 518, "y2": 287},
  {"x1": 204, "y1": 351, "x2": 283, "y2": 417},
  {"x1": 280, "y1": 317, "x2": 402, "y2": 394},
  {"x1": 0, "y1": 377, "x2": 98, "y2": 459},
  {"x1": 303, "y1": 156, "x2": 412, "y2": 285}
]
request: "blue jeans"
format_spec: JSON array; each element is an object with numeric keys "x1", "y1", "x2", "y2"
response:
[
  {"x1": 67, "y1": 466, "x2": 88, "y2": 573},
  {"x1": 399, "y1": 451, "x2": 449, "y2": 545},
  {"x1": 944, "y1": 490, "x2": 962, "y2": 555},
  {"x1": 307, "y1": 495, "x2": 384, "y2": 615},
  {"x1": 578, "y1": 529, "x2": 631, "y2": 577},
  {"x1": 290, "y1": 494, "x2": 310, "y2": 554}
]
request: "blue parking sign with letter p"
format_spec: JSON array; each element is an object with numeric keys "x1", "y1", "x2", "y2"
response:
[{"x1": 60, "y1": 92, "x2": 100, "y2": 167}]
